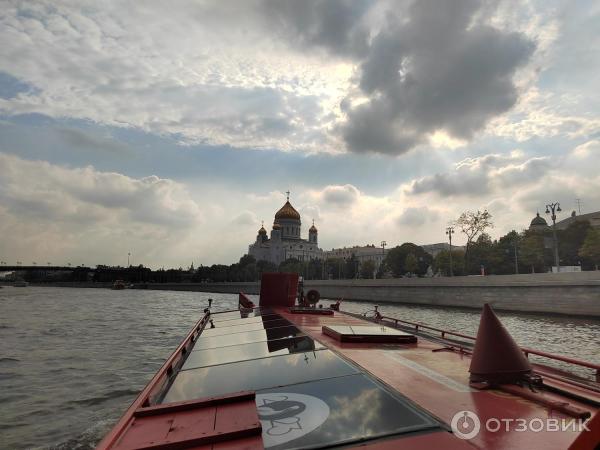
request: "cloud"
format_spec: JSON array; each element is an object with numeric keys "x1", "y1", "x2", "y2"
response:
[
  {"x1": 0, "y1": 0, "x2": 542, "y2": 156},
  {"x1": 340, "y1": 0, "x2": 535, "y2": 155},
  {"x1": 408, "y1": 152, "x2": 553, "y2": 197},
  {"x1": 260, "y1": 0, "x2": 371, "y2": 58},
  {"x1": 320, "y1": 184, "x2": 360, "y2": 206},
  {"x1": 232, "y1": 211, "x2": 258, "y2": 225},
  {"x1": 0, "y1": 152, "x2": 202, "y2": 228},
  {"x1": 396, "y1": 206, "x2": 440, "y2": 227}
]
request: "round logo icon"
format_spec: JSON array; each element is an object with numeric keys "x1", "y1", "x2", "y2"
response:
[
  {"x1": 256, "y1": 393, "x2": 330, "y2": 448},
  {"x1": 451, "y1": 410, "x2": 481, "y2": 440}
]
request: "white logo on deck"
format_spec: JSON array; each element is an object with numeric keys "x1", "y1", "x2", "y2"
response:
[
  {"x1": 256, "y1": 393, "x2": 329, "y2": 448},
  {"x1": 451, "y1": 410, "x2": 481, "y2": 440}
]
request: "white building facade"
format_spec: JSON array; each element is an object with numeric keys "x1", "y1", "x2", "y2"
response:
[
  {"x1": 323, "y1": 245, "x2": 388, "y2": 277},
  {"x1": 248, "y1": 197, "x2": 323, "y2": 266}
]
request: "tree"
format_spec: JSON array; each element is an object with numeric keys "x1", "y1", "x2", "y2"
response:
[
  {"x1": 279, "y1": 258, "x2": 303, "y2": 275},
  {"x1": 360, "y1": 260, "x2": 376, "y2": 279},
  {"x1": 559, "y1": 220, "x2": 591, "y2": 267},
  {"x1": 344, "y1": 254, "x2": 358, "y2": 278},
  {"x1": 434, "y1": 250, "x2": 465, "y2": 276},
  {"x1": 404, "y1": 253, "x2": 418, "y2": 276},
  {"x1": 384, "y1": 243, "x2": 433, "y2": 277},
  {"x1": 519, "y1": 232, "x2": 547, "y2": 273},
  {"x1": 466, "y1": 233, "x2": 500, "y2": 275},
  {"x1": 579, "y1": 228, "x2": 600, "y2": 270},
  {"x1": 454, "y1": 210, "x2": 493, "y2": 274}
]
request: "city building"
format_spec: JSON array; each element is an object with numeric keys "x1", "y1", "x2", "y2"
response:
[
  {"x1": 555, "y1": 210, "x2": 600, "y2": 230},
  {"x1": 528, "y1": 212, "x2": 550, "y2": 233},
  {"x1": 248, "y1": 195, "x2": 323, "y2": 265},
  {"x1": 528, "y1": 210, "x2": 600, "y2": 232},
  {"x1": 420, "y1": 242, "x2": 465, "y2": 257},
  {"x1": 323, "y1": 245, "x2": 388, "y2": 277}
]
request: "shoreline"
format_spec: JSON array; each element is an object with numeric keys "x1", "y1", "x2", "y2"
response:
[{"x1": 8, "y1": 272, "x2": 600, "y2": 318}]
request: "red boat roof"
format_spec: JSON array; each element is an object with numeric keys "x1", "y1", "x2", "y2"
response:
[{"x1": 97, "y1": 274, "x2": 599, "y2": 450}]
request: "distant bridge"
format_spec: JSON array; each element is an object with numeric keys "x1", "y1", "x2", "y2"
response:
[{"x1": 0, "y1": 265, "x2": 92, "y2": 272}]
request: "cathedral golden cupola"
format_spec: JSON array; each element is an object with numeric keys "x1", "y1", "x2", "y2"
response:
[
  {"x1": 258, "y1": 221, "x2": 267, "y2": 235},
  {"x1": 274, "y1": 201, "x2": 301, "y2": 221},
  {"x1": 309, "y1": 219, "x2": 318, "y2": 233}
]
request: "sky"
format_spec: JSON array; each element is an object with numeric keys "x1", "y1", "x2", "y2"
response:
[{"x1": 0, "y1": 0, "x2": 599, "y2": 268}]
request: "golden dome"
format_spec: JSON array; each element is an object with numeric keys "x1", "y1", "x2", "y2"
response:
[
  {"x1": 309, "y1": 220, "x2": 318, "y2": 233},
  {"x1": 274, "y1": 201, "x2": 301, "y2": 221},
  {"x1": 258, "y1": 226, "x2": 267, "y2": 235}
]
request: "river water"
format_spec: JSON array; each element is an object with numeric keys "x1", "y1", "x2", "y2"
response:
[{"x1": 1, "y1": 286, "x2": 599, "y2": 449}]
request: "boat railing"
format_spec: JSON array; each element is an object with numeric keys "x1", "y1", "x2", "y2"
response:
[
  {"x1": 95, "y1": 310, "x2": 211, "y2": 450},
  {"x1": 379, "y1": 314, "x2": 600, "y2": 382}
]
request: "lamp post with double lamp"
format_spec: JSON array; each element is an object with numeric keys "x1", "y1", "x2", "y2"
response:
[
  {"x1": 545, "y1": 202, "x2": 562, "y2": 272},
  {"x1": 445, "y1": 227, "x2": 455, "y2": 276}
]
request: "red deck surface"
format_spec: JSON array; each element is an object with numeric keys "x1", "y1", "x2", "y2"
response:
[
  {"x1": 112, "y1": 392, "x2": 261, "y2": 450},
  {"x1": 278, "y1": 308, "x2": 599, "y2": 450}
]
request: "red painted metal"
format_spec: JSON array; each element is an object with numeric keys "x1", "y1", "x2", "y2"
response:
[
  {"x1": 111, "y1": 392, "x2": 261, "y2": 450},
  {"x1": 354, "y1": 431, "x2": 475, "y2": 449},
  {"x1": 289, "y1": 307, "x2": 334, "y2": 315},
  {"x1": 96, "y1": 313, "x2": 210, "y2": 450},
  {"x1": 469, "y1": 304, "x2": 533, "y2": 383},
  {"x1": 498, "y1": 384, "x2": 591, "y2": 419},
  {"x1": 381, "y1": 312, "x2": 600, "y2": 380},
  {"x1": 322, "y1": 325, "x2": 417, "y2": 344},
  {"x1": 568, "y1": 411, "x2": 600, "y2": 450},
  {"x1": 238, "y1": 292, "x2": 255, "y2": 309},
  {"x1": 258, "y1": 272, "x2": 298, "y2": 307}
]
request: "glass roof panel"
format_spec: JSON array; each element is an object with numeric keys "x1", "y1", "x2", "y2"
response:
[
  {"x1": 182, "y1": 336, "x2": 326, "y2": 371},
  {"x1": 162, "y1": 350, "x2": 358, "y2": 404},
  {"x1": 255, "y1": 374, "x2": 440, "y2": 449},
  {"x1": 192, "y1": 326, "x2": 304, "y2": 351},
  {"x1": 201, "y1": 319, "x2": 292, "y2": 337}
]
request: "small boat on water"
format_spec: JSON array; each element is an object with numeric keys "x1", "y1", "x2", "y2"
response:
[
  {"x1": 97, "y1": 273, "x2": 599, "y2": 450},
  {"x1": 111, "y1": 280, "x2": 127, "y2": 290}
]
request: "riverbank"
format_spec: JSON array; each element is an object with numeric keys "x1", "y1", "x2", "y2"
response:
[{"x1": 21, "y1": 271, "x2": 600, "y2": 317}]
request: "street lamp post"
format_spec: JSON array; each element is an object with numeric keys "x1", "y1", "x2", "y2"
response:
[
  {"x1": 445, "y1": 227, "x2": 455, "y2": 276},
  {"x1": 513, "y1": 238, "x2": 519, "y2": 275},
  {"x1": 545, "y1": 202, "x2": 562, "y2": 272},
  {"x1": 127, "y1": 252, "x2": 131, "y2": 267}
]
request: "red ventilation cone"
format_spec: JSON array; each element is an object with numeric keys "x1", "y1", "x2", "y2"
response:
[{"x1": 469, "y1": 303, "x2": 532, "y2": 384}]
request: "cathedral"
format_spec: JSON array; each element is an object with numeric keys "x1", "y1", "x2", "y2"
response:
[{"x1": 248, "y1": 195, "x2": 323, "y2": 266}]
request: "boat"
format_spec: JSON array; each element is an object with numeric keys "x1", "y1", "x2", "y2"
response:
[
  {"x1": 111, "y1": 280, "x2": 127, "y2": 290},
  {"x1": 13, "y1": 280, "x2": 29, "y2": 287},
  {"x1": 97, "y1": 273, "x2": 599, "y2": 450}
]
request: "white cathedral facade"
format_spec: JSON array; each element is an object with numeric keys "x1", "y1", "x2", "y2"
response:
[{"x1": 248, "y1": 196, "x2": 323, "y2": 266}]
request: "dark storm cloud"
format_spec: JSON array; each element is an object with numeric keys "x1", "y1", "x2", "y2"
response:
[
  {"x1": 339, "y1": 0, "x2": 536, "y2": 155},
  {"x1": 261, "y1": 0, "x2": 372, "y2": 58}
]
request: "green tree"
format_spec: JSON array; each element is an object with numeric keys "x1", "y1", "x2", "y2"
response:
[
  {"x1": 384, "y1": 243, "x2": 433, "y2": 277},
  {"x1": 344, "y1": 254, "x2": 359, "y2": 278},
  {"x1": 279, "y1": 258, "x2": 303, "y2": 275},
  {"x1": 559, "y1": 220, "x2": 591, "y2": 266},
  {"x1": 433, "y1": 250, "x2": 465, "y2": 276},
  {"x1": 466, "y1": 233, "x2": 498, "y2": 275},
  {"x1": 256, "y1": 259, "x2": 277, "y2": 275},
  {"x1": 359, "y1": 260, "x2": 376, "y2": 279},
  {"x1": 494, "y1": 230, "x2": 521, "y2": 275},
  {"x1": 579, "y1": 228, "x2": 600, "y2": 270},
  {"x1": 404, "y1": 253, "x2": 418, "y2": 275},
  {"x1": 519, "y1": 232, "x2": 546, "y2": 273},
  {"x1": 454, "y1": 209, "x2": 493, "y2": 274}
]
